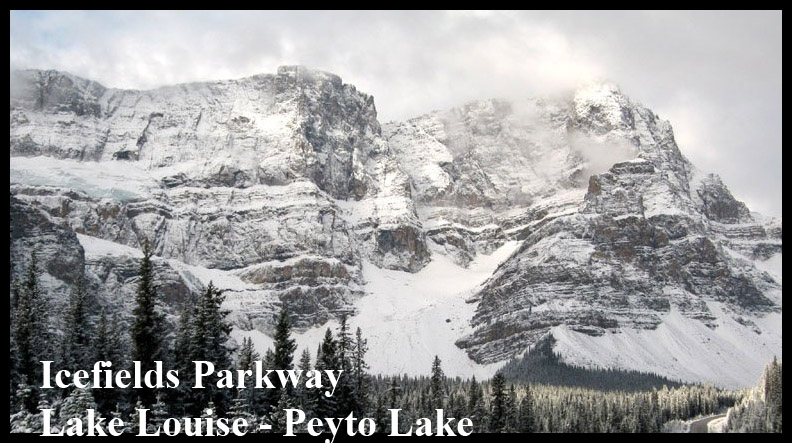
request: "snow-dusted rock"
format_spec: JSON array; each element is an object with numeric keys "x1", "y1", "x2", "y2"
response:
[
  {"x1": 453, "y1": 85, "x2": 781, "y2": 364},
  {"x1": 10, "y1": 66, "x2": 430, "y2": 330},
  {"x1": 9, "y1": 69, "x2": 782, "y2": 387}
]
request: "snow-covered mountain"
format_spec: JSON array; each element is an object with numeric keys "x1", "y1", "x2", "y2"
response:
[{"x1": 9, "y1": 67, "x2": 781, "y2": 388}]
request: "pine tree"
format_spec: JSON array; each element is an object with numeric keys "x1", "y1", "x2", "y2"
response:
[
  {"x1": 334, "y1": 316, "x2": 356, "y2": 415},
  {"x1": 315, "y1": 328, "x2": 338, "y2": 418},
  {"x1": 201, "y1": 401, "x2": 218, "y2": 434},
  {"x1": 31, "y1": 393, "x2": 52, "y2": 433},
  {"x1": 10, "y1": 391, "x2": 52, "y2": 433},
  {"x1": 518, "y1": 383, "x2": 535, "y2": 432},
  {"x1": 266, "y1": 307, "x2": 297, "y2": 408},
  {"x1": 189, "y1": 282, "x2": 233, "y2": 415},
  {"x1": 429, "y1": 355, "x2": 445, "y2": 411},
  {"x1": 237, "y1": 337, "x2": 260, "y2": 371},
  {"x1": 270, "y1": 389, "x2": 299, "y2": 434},
  {"x1": 384, "y1": 377, "x2": 402, "y2": 433},
  {"x1": 111, "y1": 403, "x2": 125, "y2": 425},
  {"x1": 59, "y1": 387, "x2": 99, "y2": 430},
  {"x1": 60, "y1": 278, "x2": 93, "y2": 374},
  {"x1": 125, "y1": 399, "x2": 150, "y2": 435},
  {"x1": 108, "y1": 312, "x2": 126, "y2": 364},
  {"x1": 14, "y1": 382, "x2": 34, "y2": 414},
  {"x1": 352, "y1": 327, "x2": 370, "y2": 414},
  {"x1": 504, "y1": 384, "x2": 518, "y2": 432},
  {"x1": 489, "y1": 373, "x2": 507, "y2": 432},
  {"x1": 94, "y1": 309, "x2": 127, "y2": 414},
  {"x1": 447, "y1": 393, "x2": 458, "y2": 420},
  {"x1": 167, "y1": 302, "x2": 194, "y2": 415},
  {"x1": 374, "y1": 391, "x2": 389, "y2": 433},
  {"x1": 130, "y1": 240, "x2": 166, "y2": 407},
  {"x1": 93, "y1": 309, "x2": 115, "y2": 414},
  {"x1": 296, "y1": 348, "x2": 316, "y2": 418},
  {"x1": 229, "y1": 392, "x2": 257, "y2": 433},
  {"x1": 11, "y1": 253, "x2": 50, "y2": 412},
  {"x1": 273, "y1": 307, "x2": 297, "y2": 370},
  {"x1": 149, "y1": 393, "x2": 169, "y2": 431},
  {"x1": 94, "y1": 309, "x2": 110, "y2": 363},
  {"x1": 467, "y1": 376, "x2": 487, "y2": 432},
  {"x1": 235, "y1": 336, "x2": 263, "y2": 415},
  {"x1": 763, "y1": 357, "x2": 782, "y2": 433}
]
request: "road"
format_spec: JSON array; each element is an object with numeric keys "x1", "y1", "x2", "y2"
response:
[{"x1": 689, "y1": 414, "x2": 727, "y2": 433}]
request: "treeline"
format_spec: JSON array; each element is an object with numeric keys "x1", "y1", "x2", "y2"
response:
[
  {"x1": 9, "y1": 246, "x2": 744, "y2": 433},
  {"x1": 723, "y1": 358, "x2": 782, "y2": 433},
  {"x1": 367, "y1": 372, "x2": 735, "y2": 433},
  {"x1": 499, "y1": 335, "x2": 684, "y2": 392}
]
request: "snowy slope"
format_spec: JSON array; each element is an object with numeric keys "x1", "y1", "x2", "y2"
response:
[
  {"x1": 236, "y1": 241, "x2": 520, "y2": 378},
  {"x1": 552, "y1": 304, "x2": 782, "y2": 389}
]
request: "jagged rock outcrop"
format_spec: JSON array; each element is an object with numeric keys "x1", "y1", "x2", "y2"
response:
[
  {"x1": 10, "y1": 195, "x2": 85, "y2": 299},
  {"x1": 453, "y1": 84, "x2": 782, "y2": 363}
]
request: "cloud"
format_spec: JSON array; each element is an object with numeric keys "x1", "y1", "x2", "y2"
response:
[
  {"x1": 570, "y1": 133, "x2": 638, "y2": 180},
  {"x1": 9, "y1": 10, "x2": 782, "y2": 217}
]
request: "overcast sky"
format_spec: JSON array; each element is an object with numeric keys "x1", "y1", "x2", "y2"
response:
[{"x1": 10, "y1": 10, "x2": 782, "y2": 217}]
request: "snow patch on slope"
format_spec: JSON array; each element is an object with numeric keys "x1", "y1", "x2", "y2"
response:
[
  {"x1": 11, "y1": 156, "x2": 157, "y2": 201},
  {"x1": 77, "y1": 234, "x2": 144, "y2": 258},
  {"x1": 551, "y1": 304, "x2": 783, "y2": 389},
  {"x1": 236, "y1": 241, "x2": 521, "y2": 377}
]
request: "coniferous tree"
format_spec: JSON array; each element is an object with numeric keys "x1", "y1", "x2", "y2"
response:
[
  {"x1": 149, "y1": 393, "x2": 169, "y2": 431},
  {"x1": 489, "y1": 373, "x2": 507, "y2": 432},
  {"x1": 130, "y1": 241, "x2": 166, "y2": 407},
  {"x1": 237, "y1": 337, "x2": 260, "y2": 371},
  {"x1": 296, "y1": 348, "x2": 316, "y2": 419},
  {"x1": 167, "y1": 302, "x2": 194, "y2": 415},
  {"x1": 11, "y1": 253, "x2": 50, "y2": 412},
  {"x1": 189, "y1": 282, "x2": 232, "y2": 414},
  {"x1": 467, "y1": 375, "x2": 487, "y2": 432},
  {"x1": 504, "y1": 384, "x2": 518, "y2": 432},
  {"x1": 229, "y1": 392, "x2": 257, "y2": 433},
  {"x1": 108, "y1": 312, "x2": 126, "y2": 364},
  {"x1": 272, "y1": 308, "x2": 297, "y2": 371},
  {"x1": 31, "y1": 393, "x2": 52, "y2": 433},
  {"x1": 518, "y1": 383, "x2": 535, "y2": 432},
  {"x1": 270, "y1": 389, "x2": 299, "y2": 434},
  {"x1": 111, "y1": 403, "x2": 125, "y2": 426},
  {"x1": 429, "y1": 355, "x2": 445, "y2": 411},
  {"x1": 266, "y1": 307, "x2": 297, "y2": 409},
  {"x1": 263, "y1": 348, "x2": 275, "y2": 367},
  {"x1": 60, "y1": 278, "x2": 93, "y2": 374},
  {"x1": 374, "y1": 390, "x2": 389, "y2": 433},
  {"x1": 764, "y1": 357, "x2": 782, "y2": 433},
  {"x1": 94, "y1": 309, "x2": 110, "y2": 362},
  {"x1": 235, "y1": 336, "x2": 263, "y2": 415},
  {"x1": 59, "y1": 387, "x2": 99, "y2": 430},
  {"x1": 353, "y1": 327, "x2": 370, "y2": 414},
  {"x1": 93, "y1": 309, "x2": 122, "y2": 414},
  {"x1": 201, "y1": 401, "x2": 218, "y2": 433},
  {"x1": 315, "y1": 328, "x2": 338, "y2": 418},
  {"x1": 14, "y1": 383, "x2": 34, "y2": 414},
  {"x1": 125, "y1": 399, "x2": 149, "y2": 435},
  {"x1": 334, "y1": 316, "x2": 356, "y2": 415},
  {"x1": 384, "y1": 377, "x2": 402, "y2": 433}
]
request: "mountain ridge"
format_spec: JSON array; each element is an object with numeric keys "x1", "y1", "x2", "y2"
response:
[{"x1": 9, "y1": 66, "x2": 782, "y2": 387}]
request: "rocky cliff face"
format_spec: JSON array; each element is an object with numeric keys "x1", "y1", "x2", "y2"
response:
[
  {"x1": 9, "y1": 69, "x2": 781, "y2": 384},
  {"x1": 10, "y1": 66, "x2": 427, "y2": 329},
  {"x1": 442, "y1": 85, "x2": 781, "y2": 363}
]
